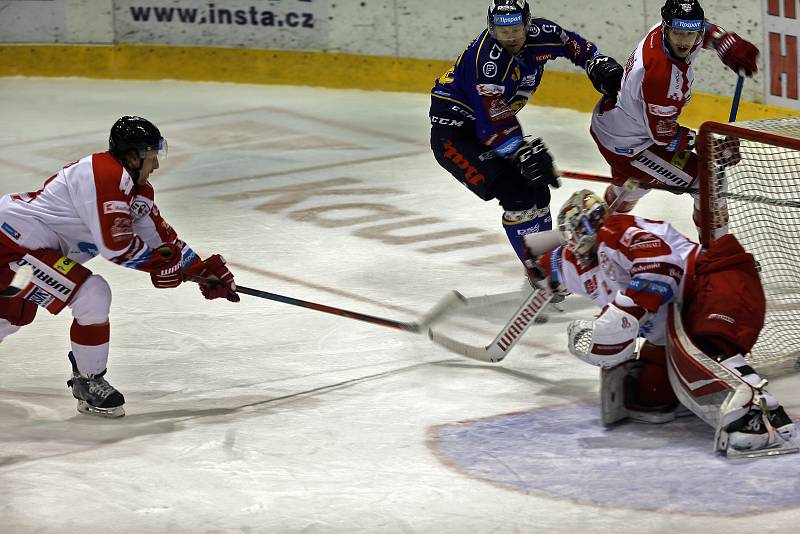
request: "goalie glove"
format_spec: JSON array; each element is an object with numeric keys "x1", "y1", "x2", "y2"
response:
[
  {"x1": 567, "y1": 303, "x2": 641, "y2": 368},
  {"x1": 586, "y1": 54, "x2": 624, "y2": 98}
]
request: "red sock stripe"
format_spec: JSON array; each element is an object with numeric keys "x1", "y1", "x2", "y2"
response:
[{"x1": 70, "y1": 320, "x2": 110, "y2": 346}]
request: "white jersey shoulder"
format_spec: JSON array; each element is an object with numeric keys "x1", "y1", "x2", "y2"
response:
[{"x1": 591, "y1": 23, "x2": 700, "y2": 155}]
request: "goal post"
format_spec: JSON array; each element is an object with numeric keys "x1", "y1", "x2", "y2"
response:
[{"x1": 697, "y1": 118, "x2": 800, "y2": 367}]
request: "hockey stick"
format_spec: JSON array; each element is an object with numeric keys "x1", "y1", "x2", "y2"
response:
[
  {"x1": 729, "y1": 73, "x2": 745, "y2": 123},
  {"x1": 187, "y1": 275, "x2": 464, "y2": 333},
  {"x1": 0, "y1": 265, "x2": 32, "y2": 298},
  {"x1": 428, "y1": 284, "x2": 554, "y2": 363},
  {"x1": 427, "y1": 179, "x2": 644, "y2": 363}
]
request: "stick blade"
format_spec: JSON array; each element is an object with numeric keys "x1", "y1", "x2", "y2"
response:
[
  {"x1": 428, "y1": 329, "x2": 504, "y2": 363},
  {"x1": 410, "y1": 290, "x2": 466, "y2": 333}
]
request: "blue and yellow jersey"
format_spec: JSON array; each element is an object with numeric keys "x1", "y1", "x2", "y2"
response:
[{"x1": 431, "y1": 18, "x2": 600, "y2": 157}]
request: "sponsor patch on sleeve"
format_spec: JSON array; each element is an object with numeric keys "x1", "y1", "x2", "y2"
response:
[{"x1": 103, "y1": 200, "x2": 131, "y2": 215}]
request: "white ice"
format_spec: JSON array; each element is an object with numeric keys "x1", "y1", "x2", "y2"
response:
[{"x1": 1, "y1": 78, "x2": 799, "y2": 533}]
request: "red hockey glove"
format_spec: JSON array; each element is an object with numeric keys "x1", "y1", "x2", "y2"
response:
[
  {"x1": 149, "y1": 244, "x2": 184, "y2": 289},
  {"x1": 716, "y1": 32, "x2": 759, "y2": 77},
  {"x1": 186, "y1": 254, "x2": 240, "y2": 302}
]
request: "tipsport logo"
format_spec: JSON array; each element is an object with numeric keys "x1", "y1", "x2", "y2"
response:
[{"x1": 493, "y1": 13, "x2": 523, "y2": 26}]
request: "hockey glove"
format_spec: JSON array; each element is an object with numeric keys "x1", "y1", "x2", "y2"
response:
[
  {"x1": 149, "y1": 244, "x2": 184, "y2": 289},
  {"x1": 586, "y1": 55, "x2": 624, "y2": 98},
  {"x1": 186, "y1": 254, "x2": 240, "y2": 302},
  {"x1": 715, "y1": 32, "x2": 759, "y2": 77},
  {"x1": 512, "y1": 138, "x2": 560, "y2": 189}
]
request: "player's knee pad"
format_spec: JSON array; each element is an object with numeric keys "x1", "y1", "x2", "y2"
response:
[{"x1": 69, "y1": 275, "x2": 112, "y2": 325}]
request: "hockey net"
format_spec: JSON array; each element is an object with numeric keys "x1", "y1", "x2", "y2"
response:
[{"x1": 697, "y1": 118, "x2": 800, "y2": 373}]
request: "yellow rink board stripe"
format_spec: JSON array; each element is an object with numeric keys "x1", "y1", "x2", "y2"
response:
[{"x1": 1, "y1": 44, "x2": 798, "y2": 126}]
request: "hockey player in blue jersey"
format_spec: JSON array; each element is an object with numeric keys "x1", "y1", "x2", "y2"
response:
[{"x1": 430, "y1": 0, "x2": 623, "y2": 266}]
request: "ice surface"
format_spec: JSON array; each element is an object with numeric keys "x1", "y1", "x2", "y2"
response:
[{"x1": 1, "y1": 78, "x2": 798, "y2": 533}]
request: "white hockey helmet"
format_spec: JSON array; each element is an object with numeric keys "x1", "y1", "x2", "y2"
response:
[{"x1": 557, "y1": 189, "x2": 609, "y2": 262}]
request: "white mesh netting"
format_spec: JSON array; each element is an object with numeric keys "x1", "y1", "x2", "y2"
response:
[{"x1": 703, "y1": 117, "x2": 800, "y2": 372}]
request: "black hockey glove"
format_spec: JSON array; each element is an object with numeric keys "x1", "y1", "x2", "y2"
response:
[
  {"x1": 586, "y1": 55, "x2": 624, "y2": 98},
  {"x1": 512, "y1": 138, "x2": 560, "y2": 189}
]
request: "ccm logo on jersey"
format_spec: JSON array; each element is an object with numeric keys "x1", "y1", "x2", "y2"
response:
[
  {"x1": 647, "y1": 103, "x2": 678, "y2": 117},
  {"x1": 431, "y1": 116, "x2": 465, "y2": 127}
]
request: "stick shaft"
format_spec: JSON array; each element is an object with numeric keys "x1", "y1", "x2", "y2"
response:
[
  {"x1": 729, "y1": 74, "x2": 745, "y2": 123},
  {"x1": 188, "y1": 276, "x2": 459, "y2": 333},
  {"x1": 231, "y1": 285, "x2": 420, "y2": 332}
]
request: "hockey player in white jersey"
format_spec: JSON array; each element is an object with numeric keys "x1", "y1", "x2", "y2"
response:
[
  {"x1": 0, "y1": 116, "x2": 239, "y2": 418},
  {"x1": 590, "y1": 0, "x2": 758, "y2": 241},
  {"x1": 525, "y1": 190, "x2": 796, "y2": 456}
]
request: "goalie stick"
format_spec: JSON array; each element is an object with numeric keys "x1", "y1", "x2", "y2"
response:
[
  {"x1": 187, "y1": 275, "x2": 463, "y2": 334},
  {"x1": 428, "y1": 284, "x2": 554, "y2": 363},
  {"x1": 428, "y1": 180, "x2": 641, "y2": 363},
  {"x1": 0, "y1": 265, "x2": 32, "y2": 298}
]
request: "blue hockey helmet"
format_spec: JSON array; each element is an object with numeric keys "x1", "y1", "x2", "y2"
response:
[{"x1": 487, "y1": 0, "x2": 531, "y2": 37}]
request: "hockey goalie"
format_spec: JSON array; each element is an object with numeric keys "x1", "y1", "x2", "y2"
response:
[{"x1": 524, "y1": 189, "x2": 797, "y2": 457}]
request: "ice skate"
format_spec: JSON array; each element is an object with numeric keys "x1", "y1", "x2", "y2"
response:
[
  {"x1": 725, "y1": 406, "x2": 796, "y2": 450},
  {"x1": 66, "y1": 352, "x2": 125, "y2": 418}
]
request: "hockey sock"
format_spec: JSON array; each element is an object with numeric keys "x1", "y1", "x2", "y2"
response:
[
  {"x1": 70, "y1": 320, "x2": 111, "y2": 376},
  {"x1": 503, "y1": 208, "x2": 551, "y2": 261}
]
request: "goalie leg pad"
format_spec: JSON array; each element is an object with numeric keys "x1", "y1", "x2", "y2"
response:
[{"x1": 667, "y1": 303, "x2": 798, "y2": 457}]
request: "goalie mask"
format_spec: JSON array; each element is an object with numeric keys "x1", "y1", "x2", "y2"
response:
[{"x1": 557, "y1": 190, "x2": 609, "y2": 264}]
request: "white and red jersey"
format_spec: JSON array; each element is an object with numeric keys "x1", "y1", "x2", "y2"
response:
[
  {"x1": 539, "y1": 214, "x2": 701, "y2": 345},
  {"x1": 591, "y1": 22, "x2": 719, "y2": 156},
  {"x1": 0, "y1": 152, "x2": 198, "y2": 271}
]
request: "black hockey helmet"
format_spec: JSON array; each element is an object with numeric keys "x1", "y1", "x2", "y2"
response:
[
  {"x1": 108, "y1": 116, "x2": 167, "y2": 162},
  {"x1": 487, "y1": 0, "x2": 531, "y2": 37},
  {"x1": 661, "y1": 0, "x2": 705, "y2": 31}
]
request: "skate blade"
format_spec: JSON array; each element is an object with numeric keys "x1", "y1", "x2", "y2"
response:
[
  {"x1": 725, "y1": 439, "x2": 799, "y2": 459},
  {"x1": 77, "y1": 400, "x2": 125, "y2": 418}
]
